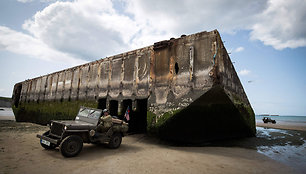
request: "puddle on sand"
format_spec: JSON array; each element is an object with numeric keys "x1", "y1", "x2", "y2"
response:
[{"x1": 256, "y1": 127, "x2": 306, "y2": 173}]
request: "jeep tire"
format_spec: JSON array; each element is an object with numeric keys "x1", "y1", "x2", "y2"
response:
[
  {"x1": 108, "y1": 133, "x2": 122, "y2": 149},
  {"x1": 60, "y1": 135, "x2": 83, "y2": 157},
  {"x1": 40, "y1": 130, "x2": 56, "y2": 150}
]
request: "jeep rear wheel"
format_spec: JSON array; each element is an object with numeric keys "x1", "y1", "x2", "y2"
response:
[
  {"x1": 108, "y1": 133, "x2": 122, "y2": 149},
  {"x1": 60, "y1": 135, "x2": 83, "y2": 157}
]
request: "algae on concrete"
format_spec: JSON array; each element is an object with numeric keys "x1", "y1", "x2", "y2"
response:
[{"x1": 13, "y1": 100, "x2": 98, "y2": 125}]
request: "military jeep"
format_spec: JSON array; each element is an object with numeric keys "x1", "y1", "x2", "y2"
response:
[
  {"x1": 36, "y1": 106, "x2": 128, "y2": 157},
  {"x1": 262, "y1": 117, "x2": 276, "y2": 124}
]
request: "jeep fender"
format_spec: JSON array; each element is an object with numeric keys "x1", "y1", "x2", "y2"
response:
[{"x1": 62, "y1": 130, "x2": 91, "y2": 143}]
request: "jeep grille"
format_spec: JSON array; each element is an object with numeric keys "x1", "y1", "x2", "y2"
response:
[{"x1": 50, "y1": 122, "x2": 64, "y2": 136}]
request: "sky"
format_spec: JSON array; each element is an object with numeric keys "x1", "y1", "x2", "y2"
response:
[{"x1": 0, "y1": 0, "x2": 306, "y2": 116}]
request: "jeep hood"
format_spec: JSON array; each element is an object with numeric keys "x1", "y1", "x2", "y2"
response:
[{"x1": 53, "y1": 120, "x2": 96, "y2": 129}]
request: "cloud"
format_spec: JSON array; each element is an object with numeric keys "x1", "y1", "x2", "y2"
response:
[
  {"x1": 125, "y1": 0, "x2": 266, "y2": 35},
  {"x1": 2, "y1": 0, "x2": 305, "y2": 66},
  {"x1": 239, "y1": 69, "x2": 251, "y2": 76},
  {"x1": 234, "y1": 47, "x2": 245, "y2": 53},
  {"x1": 0, "y1": 26, "x2": 86, "y2": 66},
  {"x1": 250, "y1": 0, "x2": 306, "y2": 50},
  {"x1": 17, "y1": 0, "x2": 270, "y2": 61},
  {"x1": 22, "y1": 0, "x2": 142, "y2": 60},
  {"x1": 125, "y1": 0, "x2": 306, "y2": 50},
  {"x1": 17, "y1": 0, "x2": 34, "y2": 3},
  {"x1": 17, "y1": 0, "x2": 55, "y2": 3}
]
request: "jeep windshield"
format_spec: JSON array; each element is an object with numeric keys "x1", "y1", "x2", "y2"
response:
[{"x1": 76, "y1": 107, "x2": 101, "y2": 125}]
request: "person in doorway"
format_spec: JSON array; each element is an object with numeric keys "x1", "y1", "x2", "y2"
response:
[{"x1": 97, "y1": 109, "x2": 112, "y2": 133}]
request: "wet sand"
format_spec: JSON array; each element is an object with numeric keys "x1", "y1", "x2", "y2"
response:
[
  {"x1": 0, "y1": 116, "x2": 15, "y2": 121},
  {"x1": 1, "y1": 120, "x2": 305, "y2": 174},
  {"x1": 256, "y1": 120, "x2": 306, "y2": 131}
]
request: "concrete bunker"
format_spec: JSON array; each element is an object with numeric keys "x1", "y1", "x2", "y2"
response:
[{"x1": 12, "y1": 29, "x2": 255, "y2": 143}]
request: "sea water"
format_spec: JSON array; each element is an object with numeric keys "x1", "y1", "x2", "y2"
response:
[
  {"x1": 256, "y1": 127, "x2": 306, "y2": 173},
  {"x1": 256, "y1": 115, "x2": 306, "y2": 125}
]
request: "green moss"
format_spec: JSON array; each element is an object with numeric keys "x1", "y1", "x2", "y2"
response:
[
  {"x1": 13, "y1": 100, "x2": 98, "y2": 125},
  {"x1": 146, "y1": 109, "x2": 182, "y2": 135},
  {"x1": 156, "y1": 109, "x2": 181, "y2": 128},
  {"x1": 147, "y1": 111, "x2": 157, "y2": 134},
  {"x1": 233, "y1": 102, "x2": 256, "y2": 135},
  {"x1": 245, "y1": 105, "x2": 256, "y2": 134},
  {"x1": 231, "y1": 93, "x2": 256, "y2": 135}
]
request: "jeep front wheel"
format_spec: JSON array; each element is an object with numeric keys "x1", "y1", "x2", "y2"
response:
[
  {"x1": 59, "y1": 135, "x2": 83, "y2": 157},
  {"x1": 108, "y1": 133, "x2": 122, "y2": 149}
]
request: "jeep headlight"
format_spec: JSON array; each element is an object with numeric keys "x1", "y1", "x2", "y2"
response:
[
  {"x1": 64, "y1": 126, "x2": 67, "y2": 130},
  {"x1": 89, "y1": 130, "x2": 95, "y2": 137},
  {"x1": 50, "y1": 122, "x2": 53, "y2": 127}
]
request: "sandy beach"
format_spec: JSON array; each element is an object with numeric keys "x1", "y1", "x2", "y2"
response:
[
  {"x1": 256, "y1": 120, "x2": 306, "y2": 131},
  {"x1": 0, "y1": 108, "x2": 15, "y2": 121},
  {"x1": 0, "y1": 113, "x2": 305, "y2": 174}
]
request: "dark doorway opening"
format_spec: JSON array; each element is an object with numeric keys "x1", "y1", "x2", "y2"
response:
[
  {"x1": 97, "y1": 98, "x2": 106, "y2": 110},
  {"x1": 14, "y1": 84, "x2": 22, "y2": 108},
  {"x1": 121, "y1": 99, "x2": 132, "y2": 120},
  {"x1": 109, "y1": 100, "x2": 118, "y2": 116},
  {"x1": 135, "y1": 99, "x2": 148, "y2": 133},
  {"x1": 128, "y1": 99, "x2": 147, "y2": 133}
]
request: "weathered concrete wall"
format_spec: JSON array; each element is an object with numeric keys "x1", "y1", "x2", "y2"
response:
[{"x1": 12, "y1": 30, "x2": 255, "y2": 143}]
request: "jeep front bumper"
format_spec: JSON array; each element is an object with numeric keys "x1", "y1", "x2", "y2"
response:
[{"x1": 37, "y1": 134, "x2": 59, "y2": 145}]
